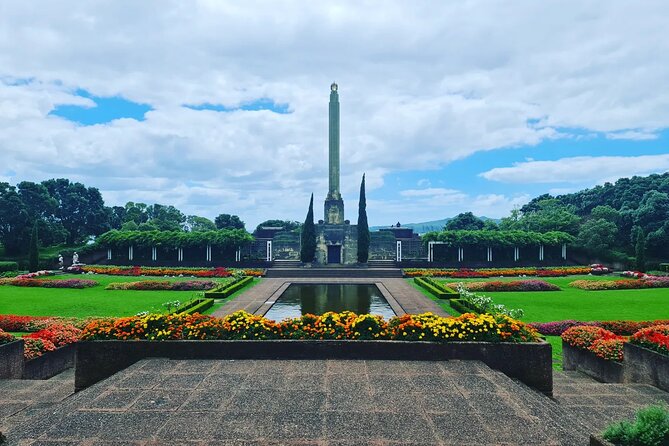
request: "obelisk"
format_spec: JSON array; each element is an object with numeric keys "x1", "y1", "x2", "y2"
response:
[{"x1": 324, "y1": 82, "x2": 345, "y2": 224}]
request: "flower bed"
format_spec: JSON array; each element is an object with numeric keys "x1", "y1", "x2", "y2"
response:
[
  {"x1": 105, "y1": 280, "x2": 219, "y2": 291},
  {"x1": 78, "y1": 265, "x2": 264, "y2": 277},
  {"x1": 561, "y1": 326, "x2": 624, "y2": 359},
  {"x1": 75, "y1": 314, "x2": 551, "y2": 394},
  {"x1": 561, "y1": 326, "x2": 625, "y2": 382},
  {"x1": 403, "y1": 266, "x2": 591, "y2": 278},
  {"x1": 630, "y1": 325, "x2": 669, "y2": 356},
  {"x1": 450, "y1": 280, "x2": 560, "y2": 292},
  {"x1": 570, "y1": 277, "x2": 669, "y2": 290},
  {"x1": 0, "y1": 278, "x2": 97, "y2": 288},
  {"x1": 530, "y1": 319, "x2": 669, "y2": 336},
  {"x1": 81, "y1": 310, "x2": 540, "y2": 343},
  {"x1": 15, "y1": 270, "x2": 53, "y2": 279},
  {"x1": 0, "y1": 328, "x2": 16, "y2": 345}
]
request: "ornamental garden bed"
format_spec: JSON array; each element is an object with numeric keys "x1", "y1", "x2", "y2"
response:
[
  {"x1": 75, "y1": 338, "x2": 553, "y2": 395},
  {"x1": 562, "y1": 341, "x2": 624, "y2": 383},
  {"x1": 0, "y1": 339, "x2": 24, "y2": 378},
  {"x1": 76, "y1": 310, "x2": 551, "y2": 394},
  {"x1": 623, "y1": 343, "x2": 669, "y2": 392}
]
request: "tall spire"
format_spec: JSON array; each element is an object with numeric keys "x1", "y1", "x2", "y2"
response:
[
  {"x1": 324, "y1": 82, "x2": 345, "y2": 224},
  {"x1": 328, "y1": 82, "x2": 340, "y2": 199}
]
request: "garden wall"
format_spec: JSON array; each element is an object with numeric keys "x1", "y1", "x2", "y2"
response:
[
  {"x1": 562, "y1": 342, "x2": 624, "y2": 383},
  {"x1": 75, "y1": 339, "x2": 553, "y2": 396},
  {"x1": 0, "y1": 340, "x2": 24, "y2": 379},
  {"x1": 23, "y1": 343, "x2": 76, "y2": 380},
  {"x1": 623, "y1": 343, "x2": 669, "y2": 392}
]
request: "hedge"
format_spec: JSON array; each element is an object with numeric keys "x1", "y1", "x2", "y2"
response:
[
  {"x1": 414, "y1": 277, "x2": 459, "y2": 299},
  {"x1": 94, "y1": 229, "x2": 254, "y2": 249},
  {"x1": 450, "y1": 299, "x2": 477, "y2": 314},
  {"x1": 205, "y1": 276, "x2": 254, "y2": 299},
  {"x1": 421, "y1": 229, "x2": 574, "y2": 247},
  {"x1": 177, "y1": 298, "x2": 215, "y2": 315},
  {"x1": 0, "y1": 261, "x2": 18, "y2": 273}
]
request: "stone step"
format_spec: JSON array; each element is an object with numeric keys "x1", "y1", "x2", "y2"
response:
[{"x1": 265, "y1": 268, "x2": 403, "y2": 278}]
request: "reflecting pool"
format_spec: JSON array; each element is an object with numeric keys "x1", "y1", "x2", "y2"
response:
[{"x1": 263, "y1": 283, "x2": 396, "y2": 321}]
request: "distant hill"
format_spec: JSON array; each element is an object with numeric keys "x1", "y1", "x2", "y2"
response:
[{"x1": 371, "y1": 216, "x2": 498, "y2": 235}]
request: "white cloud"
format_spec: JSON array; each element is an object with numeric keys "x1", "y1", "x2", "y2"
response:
[
  {"x1": 606, "y1": 130, "x2": 659, "y2": 141},
  {"x1": 0, "y1": 1, "x2": 668, "y2": 226},
  {"x1": 480, "y1": 155, "x2": 669, "y2": 184}
]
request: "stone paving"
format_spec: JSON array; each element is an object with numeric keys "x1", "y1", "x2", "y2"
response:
[
  {"x1": 3, "y1": 361, "x2": 669, "y2": 445},
  {"x1": 212, "y1": 278, "x2": 449, "y2": 318}
]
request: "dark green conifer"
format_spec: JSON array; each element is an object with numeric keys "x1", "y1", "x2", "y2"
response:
[
  {"x1": 300, "y1": 194, "x2": 316, "y2": 263},
  {"x1": 634, "y1": 227, "x2": 646, "y2": 272},
  {"x1": 357, "y1": 174, "x2": 370, "y2": 263},
  {"x1": 28, "y1": 223, "x2": 39, "y2": 273}
]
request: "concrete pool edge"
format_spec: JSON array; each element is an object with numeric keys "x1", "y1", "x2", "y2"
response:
[
  {"x1": 212, "y1": 278, "x2": 449, "y2": 318},
  {"x1": 257, "y1": 282, "x2": 406, "y2": 319}
]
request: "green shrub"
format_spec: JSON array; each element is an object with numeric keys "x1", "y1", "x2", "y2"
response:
[
  {"x1": 602, "y1": 404, "x2": 669, "y2": 446},
  {"x1": 414, "y1": 277, "x2": 459, "y2": 299},
  {"x1": 177, "y1": 298, "x2": 215, "y2": 315},
  {"x1": 205, "y1": 276, "x2": 253, "y2": 299},
  {"x1": 0, "y1": 261, "x2": 18, "y2": 273}
]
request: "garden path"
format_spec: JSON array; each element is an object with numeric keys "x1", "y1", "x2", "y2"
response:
[{"x1": 3, "y1": 362, "x2": 668, "y2": 444}]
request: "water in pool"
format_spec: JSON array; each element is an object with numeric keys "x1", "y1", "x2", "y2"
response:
[{"x1": 263, "y1": 283, "x2": 396, "y2": 321}]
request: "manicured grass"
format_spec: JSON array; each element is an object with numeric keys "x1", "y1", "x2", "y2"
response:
[
  {"x1": 546, "y1": 336, "x2": 563, "y2": 370},
  {"x1": 0, "y1": 274, "x2": 236, "y2": 318},
  {"x1": 436, "y1": 275, "x2": 669, "y2": 322}
]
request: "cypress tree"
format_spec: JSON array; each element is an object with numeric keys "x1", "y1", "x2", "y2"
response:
[
  {"x1": 28, "y1": 223, "x2": 39, "y2": 273},
  {"x1": 634, "y1": 227, "x2": 646, "y2": 272},
  {"x1": 357, "y1": 174, "x2": 370, "y2": 263},
  {"x1": 300, "y1": 194, "x2": 316, "y2": 263}
]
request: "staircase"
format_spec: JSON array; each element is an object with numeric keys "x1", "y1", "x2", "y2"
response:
[
  {"x1": 265, "y1": 267, "x2": 403, "y2": 278},
  {"x1": 271, "y1": 260, "x2": 303, "y2": 268},
  {"x1": 368, "y1": 259, "x2": 397, "y2": 268}
]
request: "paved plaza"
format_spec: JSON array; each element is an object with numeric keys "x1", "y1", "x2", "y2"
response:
[{"x1": 3, "y1": 359, "x2": 669, "y2": 445}]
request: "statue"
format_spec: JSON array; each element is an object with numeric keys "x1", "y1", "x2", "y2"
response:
[
  {"x1": 72, "y1": 252, "x2": 79, "y2": 265},
  {"x1": 58, "y1": 254, "x2": 64, "y2": 269}
]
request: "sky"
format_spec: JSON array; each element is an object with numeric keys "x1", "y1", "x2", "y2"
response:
[{"x1": 1, "y1": 1, "x2": 669, "y2": 229}]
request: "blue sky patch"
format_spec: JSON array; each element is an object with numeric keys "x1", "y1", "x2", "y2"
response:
[
  {"x1": 49, "y1": 89, "x2": 152, "y2": 125},
  {"x1": 184, "y1": 98, "x2": 290, "y2": 114}
]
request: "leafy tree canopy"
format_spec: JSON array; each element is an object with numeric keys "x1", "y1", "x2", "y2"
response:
[
  {"x1": 255, "y1": 219, "x2": 301, "y2": 232},
  {"x1": 214, "y1": 214, "x2": 245, "y2": 231},
  {"x1": 444, "y1": 212, "x2": 485, "y2": 231}
]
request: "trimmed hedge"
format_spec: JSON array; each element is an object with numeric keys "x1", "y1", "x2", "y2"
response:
[
  {"x1": 205, "y1": 276, "x2": 254, "y2": 299},
  {"x1": 0, "y1": 261, "x2": 18, "y2": 273},
  {"x1": 177, "y1": 298, "x2": 215, "y2": 315},
  {"x1": 450, "y1": 299, "x2": 477, "y2": 314},
  {"x1": 414, "y1": 277, "x2": 459, "y2": 299}
]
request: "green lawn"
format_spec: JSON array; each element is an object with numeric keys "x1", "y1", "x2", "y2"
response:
[
  {"x1": 435, "y1": 275, "x2": 669, "y2": 322},
  {"x1": 0, "y1": 274, "x2": 241, "y2": 318}
]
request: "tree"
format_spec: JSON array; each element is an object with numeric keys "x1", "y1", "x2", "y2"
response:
[
  {"x1": 445, "y1": 212, "x2": 485, "y2": 231},
  {"x1": 501, "y1": 199, "x2": 581, "y2": 234},
  {"x1": 42, "y1": 179, "x2": 109, "y2": 244},
  {"x1": 576, "y1": 218, "x2": 617, "y2": 258},
  {"x1": 255, "y1": 220, "x2": 301, "y2": 233},
  {"x1": 633, "y1": 226, "x2": 646, "y2": 272},
  {"x1": 123, "y1": 202, "x2": 149, "y2": 225},
  {"x1": 300, "y1": 194, "x2": 316, "y2": 263},
  {"x1": 357, "y1": 174, "x2": 370, "y2": 263},
  {"x1": 186, "y1": 215, "x2": 217, "y2": 232},
  {"x1": 0, "y1": 182, "x2": 30, "y2": 255},
  {"x1": 146, "y1": 204, "x2": 186, "y2": 231},
  {"x1": 214, "y1": 214, "x2": 245, "y2": 231},
  {"x1": 482, "y1": 220, "x2": 499, "y2": 231},
  {"x1": 28, "y1": 224, "x2": 39, "y2": 273}
]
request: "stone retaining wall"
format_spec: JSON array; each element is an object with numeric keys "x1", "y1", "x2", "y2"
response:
[{"x1": 75, "y1": 339, "x2": 552, "y2": 395}]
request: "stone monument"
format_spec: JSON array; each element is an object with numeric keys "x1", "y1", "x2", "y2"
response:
[
  {"x1": 324, "y1": 82, "x2": 345, "y2": 224},
  {"x1": 315, "y1": 83, "x2": 358, "y2": 264}
]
